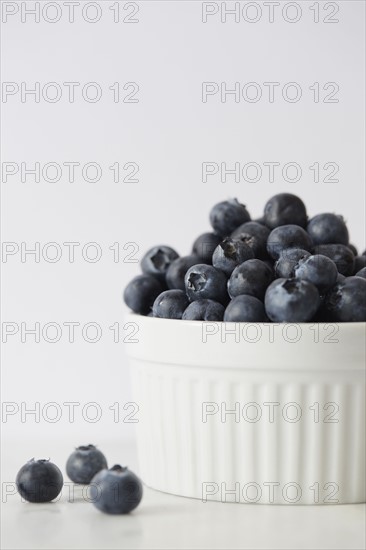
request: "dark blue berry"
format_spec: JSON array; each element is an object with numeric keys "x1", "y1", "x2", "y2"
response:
[
  {"x1": 224, "y1": 295, "x2": 267, "y2": 322},
  {"x1": 66, "y1": 445, "x2": 107, "y2": 484},
  {"x1": 185, "y1": 264, "x2": 228, "y2": 304},
  {"x1": 231, "y1": 221, "x2": 270, "y2": 259},
  {"x1": 265, "y1": 278, "x2": 320, "y2": 322},
  {"x1": 267, "y1": 225, "x2": 313, "y2": 260},
  {"x1": 307, "y1": 213, "x2": 349, "y2": 246},
  {"x1": 183, "y1": 299, "x2": 225, "y2": 321},
  {"x1": 166, "y1": 255, "x2": 199, "y2": 290},
  {"x1": 353, "y1": 255, "x2": 366, "y2": 274},
  {"x1": 264, "y1": 193, "x2": 307, "y2": 229},
  {"x1": 293, "y1": 254, "x2": 338, "y2": 293},
  {"x1": 209, "y1": 199, "x2": 250, "y2": 237},
  {"x1": 228, "y1": 259, "x2": 273, "y2": 300},
  {"x1": 313, "y1": 244, "x2": 355, "y2": 276},
  {"x1": 141, "y1": 246, "x2": 179, "y2": 283},
  {"x1": 355, "y1": 267, "x2": 366, "y2": 279},
  {"x1": 212, "y1": 238, "x2": 254, "y2": 276},
  {"x1": 192, "y1": 233, "x2": 222, "y2": 264},
  {"x1": 16, "y1": 459, "x2": 63, "y2": 503},
  {"x1": 124, "y1": 275, "x2": 163, "y2": 315},
  {"x1": 348, "y1": 244, "x2": 358, "y2": 256},
  {"x1": 152, "y1": 289, "x2": 189, "y2": 319},
  {"x1": 90, "y1": 465, "x2": 143, "y2": 515},
  {"x1": 323, "y1": 277, "x2": 366, "y2": 322},
  {"x1": 274, "y1": 248, "x2": 311, "y2": 278}
]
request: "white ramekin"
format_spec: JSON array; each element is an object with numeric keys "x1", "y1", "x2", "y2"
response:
[{"x1": 125, "y1": 314, "x2": 365, "y2": 504}]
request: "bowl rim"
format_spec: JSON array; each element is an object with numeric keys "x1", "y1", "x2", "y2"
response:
[
  {"x1": 124, "y1": 312, "x2": 366, "y2": 372},
  {"x1": 125, "y1": 311, "x2": 366, "y2": 328}
]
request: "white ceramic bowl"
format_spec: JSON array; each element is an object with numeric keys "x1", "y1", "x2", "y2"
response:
[{"x1": 125, "y1": 313, "x2": 365, "y2": 504}]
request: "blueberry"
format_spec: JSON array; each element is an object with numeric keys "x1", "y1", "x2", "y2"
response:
[
  {"x1": 90, "y1": 465, "x2": 143, "y2": 515},
  {"x1": 264, "y1": 193, "x2": 307, "y2": 229},
  {"x1": 66, "y1": 445, "x2": 107, "y2": 484},
  {"x1": 355, "y1": 267, "x2": 366, "y2": 279},
  {"x1": 209, "y1": 199, "x2": 250, "y2": 237},
  {"x1": 124, "y1": 275, "x2": 163, "y2": 315},
  {"x1": 212, "y1": 238, "x2": 254, "y2": 276},
  {"x1": 191, "y1": 233, "x2": 222, "y2": 264},
  {"x1": 348, "y1": 244, "x2": 358, "y2": 256},
  {"x1": 313, "y1": 244, "x2": 355, "y2": 276},
  {"x1": 336, "y1": 272, "x2": 346, "y2": 284},
  {"x1": 224, "y1": 295, "x2": 267, "y2": 322},
  {"x1": 182, "y1": 299, "x2": 225, "y2": 321},
  {"x1": 322, "y1": 276, "x2": 366, "y2": 322},
  {"x1": 152, "y1": 289, "x2": 189, "y2": 319},
  {"x1": 293, "y1": 254, "x2": 338, "y2": 294},
  {"x1": 166, "y1": 255, "x2": 199, "y2": 290},
  {"x1": 231, "y1": 221, "x2": 270, "y2": 259},
  {"x1": 265, "y1": 278, "x2": 320, "y2": 322},
  {"x1": 307, "y1": 213, "x2": 349, "y2": 246},
  {"x1": 185, "y1": 264, "x2": 228, "y2": 304},
  {"x1": 274, "y1": 248, "x2": 311, "y2": 278},
  {"x1": 353, "y1": 255, "x2": 366, "y2": 274},
  {"x1": 141, "y1": 246, "x2": 179, "y2": 283},
  {"x1": 228, "y1": 259, "x2": 273, "y2": 301},
  {"x1": 16, "y1": 459, "x2": 63, "y2": 503},
  {"x1": 267, "y1": 225, "x2": 313, "y2": 260}
]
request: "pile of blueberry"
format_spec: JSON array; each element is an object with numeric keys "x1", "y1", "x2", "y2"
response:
[
  {"x1": 15, "y1": 445, "x2": 143, "y2": 514},
  {"x1": 124, "y1": 193, "x2": 366, "y2": 323}
]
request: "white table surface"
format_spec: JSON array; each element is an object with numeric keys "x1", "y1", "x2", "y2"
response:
[{"x1": 1, "y1": 437, "x2": 365, "y2": 550}]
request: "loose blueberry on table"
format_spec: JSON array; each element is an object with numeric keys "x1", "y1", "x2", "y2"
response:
[
  {"x1": 16, "y1": 459, "x2": 63, "y2": 503},
  {"x1": 66, "y1": 444, "x2": 108, "y2": 484},
  {"x1": 123, "y1": 194, "x2": 366, "y2": 322},
  {"x1": 90, "y1": 465, "x2": 143, "y2": 515}
]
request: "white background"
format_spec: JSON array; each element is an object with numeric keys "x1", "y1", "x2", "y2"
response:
[{"x1": 1, "y1": 1, "x2": 365, "y2": 548}]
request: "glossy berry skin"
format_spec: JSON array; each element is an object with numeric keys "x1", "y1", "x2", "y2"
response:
[
  {"x1": 228, "y1": 259, "x2": 273, "y2": 301},
  {"x1": 264, "y1": 278, "x2": 320, "y2": 322},
  {"x1": 274, "y1": 248, "x2": 310, "y2": 278},
  {"x1": 323, "y1": 277, "x2": 366, "y2": 322},
  {"x1": 264, "y1": 193, "x2": 307, "y2": 229},
  {"x1": 307, "y1": 213, "x2": 349, "y2": 246},
  {"x1": 16, "y1": 459, "x2": 63, "y2": 503},
  {"x1": 212, "y1": 238, "x2": 254, "y2": 276},
  {"x1": 209, "y1": 199, "x2": 250, "y2": 237},
  {"x1": 355, "y1": 267, "x2": 366, "y2": 279},
  {"x1": 66, "y1": 445, "x2": 107, "y2": 484},
  {"x1": 141, "y1": 246, "x2": 179, "y2": 283},
  {"x1": 152, "y1": 290, "x2": 189, "y2": 319},
  {"x1": 191, "y1": 233, "x2": 222, "y2": 264},
  {"x1": 185, "y1": 264, "x2": 228, "y2": 304},
  {"x1": 267, "y1": 225, "x2": 313, "y2": 260},
  {"x1": 224, "y1": 295, "x2": 267, "y2": 322},
  {"x1": 231, "y1": 221, "x2": 270, "y2": 259},
  {"x1": 182, "y1": 299, "x2": 225, "y2": 321},
  {"x1": 313, "y1": 244, "x2": 355, "y2": 276},
  {"x1": 166, "y1": 255, "x2": 199, "y2": 290},
  {"x1": 124, "y1": 275, "x2": 163, "y2": 315},
  {"x1": 353, "y1": 255, "x2": 366, "y2": 274},
  {"x1": 293, "y1": 254, "x2": 338, "y2": 294},
  {"x1": 90, "y1": 465, "x2": 143, "y2": 515}
]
